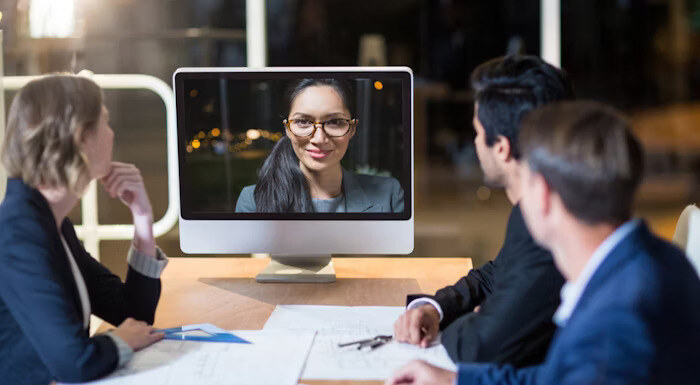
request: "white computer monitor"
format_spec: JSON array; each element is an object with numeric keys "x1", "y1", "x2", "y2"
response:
[{"x1": 173, "y1": 67, "x2": 414, "y2": 282}]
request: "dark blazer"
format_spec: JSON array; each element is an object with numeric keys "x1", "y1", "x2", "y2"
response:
[
  {"x1": 457, "y1": 222, "x2": 700, "y2": 385},
  {"x1": 408, "y1": 204, "x2": 564, "y2": 367},
  {"x1": 0, "y1": 178, "x2": 162, "y2": 384},
  {"x1": 235, "y1": 168, "x2": 404, "y2": 213}
]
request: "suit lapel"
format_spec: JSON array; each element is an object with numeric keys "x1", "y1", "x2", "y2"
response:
[
  {"x1": 342, "y1": 169, "x2": 375, "y2": 212},
  {"x1": 568, "y1": 223, "x2": 648, "y2": 322}
]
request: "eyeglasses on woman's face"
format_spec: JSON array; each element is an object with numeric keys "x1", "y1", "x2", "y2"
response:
[{"x1": 283, "y1": 118, "x2": 358, "y2": 138}]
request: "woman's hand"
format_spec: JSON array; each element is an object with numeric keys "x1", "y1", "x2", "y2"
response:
[
  {"x1": 101, "y1": 162, "x2": 156, "y2": 257},
  {"x1": 112, "y1": 317, "x2": 164, "y2": 351},
  {"x1": 101, "y1": 162, "x2": 153, "y2": 218}
]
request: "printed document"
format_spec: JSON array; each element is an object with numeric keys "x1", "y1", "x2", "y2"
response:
[
  {"x1": 264, "y1": 305, "x2": 456, "y2": 380},
  {"x1": 67, "y1": 330, "x2": 314, "y2": 385}
]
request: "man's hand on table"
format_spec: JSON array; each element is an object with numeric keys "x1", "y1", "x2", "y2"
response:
[
  {"x1": 385, "y1": 360, "x2": 456, "y2": 385},
  {"x1": 394, "y1": 304, "x2": 441, "y2": 348}
]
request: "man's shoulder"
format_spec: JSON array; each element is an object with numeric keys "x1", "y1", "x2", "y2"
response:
[
  {"x1": 576, "y1": 228, "x2": 700, "y2": 323},
  {"x1": 618, "y1": 227, "x2": 698, "y2": 293},
  {"x1": 555, "y1": 236, "x2": 700, "y2": 368},
  {"x1": 498, "y1": 204, "x2": 554, "y2": 265},
  {"x1": 627, "y1": 231, "x2": 700, "y2": 306},
  {"x1": 504, "y1": 204, "x2": 529, "y2": 237}
]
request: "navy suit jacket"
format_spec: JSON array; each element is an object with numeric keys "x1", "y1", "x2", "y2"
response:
[
  {"x1": 0, "y1": 179, "x2": 162, "y2": 384},
  {"x1": 235, "y1": 168, "x2": 404, "y2": 213},
  {"x1": 457, "y1": 222, "x2": 700, "y2": 385}
]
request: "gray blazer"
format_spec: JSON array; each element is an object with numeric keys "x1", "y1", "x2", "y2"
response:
[{"x1": 235, "y1": 168, "x2": 404, "y2": 213}]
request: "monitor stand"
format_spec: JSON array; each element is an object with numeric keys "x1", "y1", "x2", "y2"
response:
[{"x1": 255, "y1": 255, "x2": 336, "y2": 283}]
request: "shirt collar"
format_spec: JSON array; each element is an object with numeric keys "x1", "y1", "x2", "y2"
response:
[{"x1": 553, "y1": 219, "x2": 641, "y2": 327}]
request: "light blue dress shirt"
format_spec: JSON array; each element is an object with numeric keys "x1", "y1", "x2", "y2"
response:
[{"x1": 553, "y1": 219, "x2": 641, "y2": 327}]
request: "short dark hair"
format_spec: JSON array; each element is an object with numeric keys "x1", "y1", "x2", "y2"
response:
[
  {"x1": 519, "y1": 101, "x2": 644, "y2": 225},
  {"x1": 471, "y1": 55, "x2": 573, "y2": 159}
]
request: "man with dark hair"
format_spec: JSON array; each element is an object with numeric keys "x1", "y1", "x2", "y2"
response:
[
  {"x1": 386, "y1": 101, "x2": 700, "y2": 385},
  {"x1": 394, "y1": 55, "x2": 572, "y2": 367}
]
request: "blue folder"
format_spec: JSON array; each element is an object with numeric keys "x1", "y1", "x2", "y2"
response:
[{"x1": 155, "y1": 324, "x2": 251, "y2": 344}]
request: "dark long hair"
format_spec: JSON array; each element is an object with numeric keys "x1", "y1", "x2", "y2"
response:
[{"x1": 254, "y1": 79, "x2": 354, "y2": 212}]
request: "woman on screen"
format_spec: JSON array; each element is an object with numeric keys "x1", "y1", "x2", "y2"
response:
[
  {"x1": 0, "y1": 74, "x2": 167, "y2": 383},
  {"x1": 235, "y1": 79, "x2": 404, "y2": 213}
]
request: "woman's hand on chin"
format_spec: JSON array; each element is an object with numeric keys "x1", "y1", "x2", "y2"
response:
[
  {"x1": 101, "y1": 162, "x2": 153, "y2": 218},
  {"x1": 101, "y1": 162, "x2": 156, "y2": 257}
]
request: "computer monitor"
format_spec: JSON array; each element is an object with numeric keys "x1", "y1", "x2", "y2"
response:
[{"x1": 173, "y1": 67, "x2": 414, "y2": 282}]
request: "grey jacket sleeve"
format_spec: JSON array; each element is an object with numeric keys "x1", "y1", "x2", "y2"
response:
[
  {"x1": 235, "y1": 185, "x2": 257, "y2": 213},
  {"x1": 389, "y1": 177, "x2": 404, "y2": 213}
]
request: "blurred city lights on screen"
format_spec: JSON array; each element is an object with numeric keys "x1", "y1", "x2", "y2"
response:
[
  {"x1": 189, "y1": 89, "x2": 199, "y2": 98},
  {"x1": 374, "y1": 81, "x2": 383, "y2": 90},
  {"x1": 187, "y1": 129, "x2": 284, "y2": 154},
  {"x1": 29, "y1": 0, "x2": 76, "y2": 38},
  {"x1": 246, "y1": 129, "x2": 261, "y2": 140}
]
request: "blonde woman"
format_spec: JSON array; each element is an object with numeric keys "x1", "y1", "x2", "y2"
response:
[{"x1": 0, "y1": 75, "x2": 167, "y2": 383}]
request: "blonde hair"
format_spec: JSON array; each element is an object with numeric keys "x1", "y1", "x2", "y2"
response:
[{"x1": 1, "y1": 74, "x2": 103, "y2": 193}]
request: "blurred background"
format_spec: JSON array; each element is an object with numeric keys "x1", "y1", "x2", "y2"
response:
[{"x1": 0, "y1": 0, "x2": 698, "y2": 274}]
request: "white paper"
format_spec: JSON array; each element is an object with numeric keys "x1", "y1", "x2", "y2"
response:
[
  {"x1": 264, "y1": 305, "x2": 404, "y2": 334},
  {"x1": 264, "y1": 305, "x2": 456, "y2": 380},
  {"x1": 69, "y1": 330, "x2": 315, "y2": 385}
]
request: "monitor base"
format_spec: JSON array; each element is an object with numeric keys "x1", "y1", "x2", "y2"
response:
[{"x1": 255, "y1": 256, "x2": 336, "y2": 283}]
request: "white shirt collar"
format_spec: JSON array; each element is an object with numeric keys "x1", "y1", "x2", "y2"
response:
[{"x1": 553, "y1": 219, "x2": 641, "y2": 327}]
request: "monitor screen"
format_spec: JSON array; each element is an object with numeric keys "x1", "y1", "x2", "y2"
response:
[
  {"x1": 174, "y1": 67, "x2": 413, "y2": 255},
  {"x1": 175, "y1": 69, "x2": 412, "y2": 221}
]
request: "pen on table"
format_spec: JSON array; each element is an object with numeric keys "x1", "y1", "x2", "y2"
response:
[{"x1": 338, "y1": 335, "x2": 392, "y2": 350}]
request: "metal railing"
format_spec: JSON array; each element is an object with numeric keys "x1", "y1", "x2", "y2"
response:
[{"x1": 2, "y1": 74, "x2": 180, "y2": 260}]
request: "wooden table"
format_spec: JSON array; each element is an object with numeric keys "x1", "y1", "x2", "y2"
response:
[{"x1": 102, "y1": 257, "x2": 472, "y2": 385}]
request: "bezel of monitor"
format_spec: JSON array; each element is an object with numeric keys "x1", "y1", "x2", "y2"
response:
[{"x1": 173, "y1": 67, "x2": 414, "y2": 255}]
